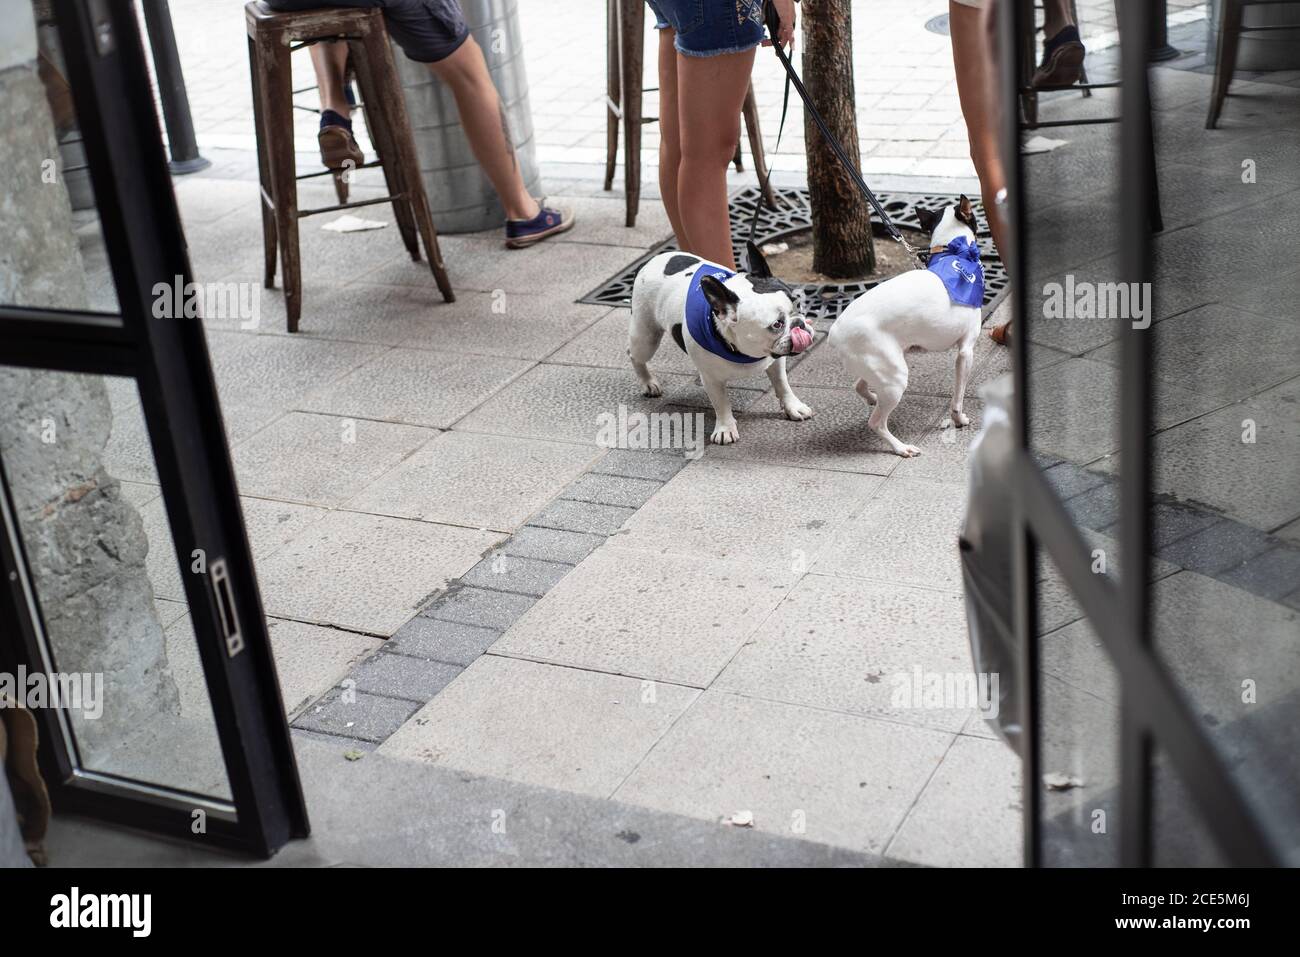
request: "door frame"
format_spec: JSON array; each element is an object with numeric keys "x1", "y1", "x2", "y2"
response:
[
  {"x1": 998, "y1": 0, "x2": 1281, "y2": 867},
  {"x1": 0, "y1": 0, "x2": 307, "y2": 857}
]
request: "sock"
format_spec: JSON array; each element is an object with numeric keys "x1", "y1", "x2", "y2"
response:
[{"x1": 320, "y1": 108, "x2": 352, "y2": 132}]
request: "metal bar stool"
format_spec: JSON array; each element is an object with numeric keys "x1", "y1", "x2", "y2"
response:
[
  {"x1": 604, "y1": 0, "x2": 778, "y2": 228},
  {"x1": 245, "y1": 1, "x2": 454, "y2": 332},
  {"x1": 1017, "y1": 0, "x2": 1162, "y2": 231},
  {"x1": 1207, "y1": 0, "x2": 1300, "y2": 129}
]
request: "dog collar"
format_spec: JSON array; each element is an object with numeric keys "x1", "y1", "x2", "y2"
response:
[
  {"x1": 684, "y1": 267, "x2": 763, "y2": 364},
  {"x1": 926, "y1": 236, "x2": 985, "y2": 308}
]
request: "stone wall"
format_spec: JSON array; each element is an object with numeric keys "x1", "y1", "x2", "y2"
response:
[{"x1": 0, "y1": 0, "x2": 180, "y2": 764}]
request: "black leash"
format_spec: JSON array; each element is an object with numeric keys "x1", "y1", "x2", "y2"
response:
[{"x1": 748, "y1": 0, "x2": 924, "y2": 266}]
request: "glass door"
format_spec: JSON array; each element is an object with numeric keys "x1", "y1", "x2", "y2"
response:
[
  {"x1": 0, "y1": 0, "x2": 307, "y2": 856},
  {"x1": 998, "y1": 0, "x2": 1289, "y2": 867}
]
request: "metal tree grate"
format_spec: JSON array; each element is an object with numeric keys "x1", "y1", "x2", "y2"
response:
[{"x1": 577, "y1": 186, "x2": 1009, "y2": 325}]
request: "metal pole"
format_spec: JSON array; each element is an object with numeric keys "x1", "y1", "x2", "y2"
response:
[
  {"x1": 140, "y1": 0, "x2": 210, "y2": 174},
  {"x1": 1149, "y1": 0, "x2": 1180, "y2": 62}
]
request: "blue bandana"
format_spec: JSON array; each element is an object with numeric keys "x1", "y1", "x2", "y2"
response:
[
  {"x1": 684, "y1": 266, "x2": 762, "y2": 364},
  {"x1": 927, "y1": 236, "x2": 985, "y2": 308}
]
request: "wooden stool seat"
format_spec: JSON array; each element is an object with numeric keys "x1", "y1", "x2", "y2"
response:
[{"x1": 245, "y1": 1, "x2": 453, "y2": 332}]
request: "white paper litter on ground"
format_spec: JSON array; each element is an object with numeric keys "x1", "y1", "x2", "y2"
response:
[
  {"x1": 761, "y1": 242, "x2": 789, "y2": 256},
  {"x1": 322, "y1": 215, "x2": 388, "y2": 233},
  {"x1": 1022, "y1": 135, "x2": 1069, "y2": 155}
]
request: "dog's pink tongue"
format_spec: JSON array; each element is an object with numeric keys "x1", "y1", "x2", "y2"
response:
[{"x1": 790, "y1": 326, "x2": 814, "y2": 354}]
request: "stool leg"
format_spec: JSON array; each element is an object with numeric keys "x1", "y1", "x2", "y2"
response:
[
  {"x1": 350, "y1": 37, "x2": 421, "y2": 261},
  {"x1": 742, "y1": 83, "x2": 778, "y2": 209},
  {"x1": 620, "y1": 0, "x2": 643, "y2": 228},
  {"x1": 605, "y1": 0, "x2": 620, "y2": 192},
  {"x1": 248, "y1": 35, "x2": 278, "y2": 290},
  {"x1": 1207, "y1": 0, "x2": 1242, "y2": 129},
  {"x1": 359, "y1": 25, "x2": 453, "y2": 302},
  {"x1": 1020, "y1": 0, "x2": 1037, "y2": 129},
  {"x1": 259, "y1": 38, "x2": 302, "y2": 332}
]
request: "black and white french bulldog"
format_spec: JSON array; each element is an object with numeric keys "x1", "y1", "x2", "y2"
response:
[
  {"x1": 828, "y1": 197, "x2": 985, "y2": 457},
  {"x1": 628, "y1": 241, "x2": 815, "y2": 445}
]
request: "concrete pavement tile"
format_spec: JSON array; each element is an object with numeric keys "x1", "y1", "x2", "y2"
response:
[
  {"x1": 714, "y1": 574, "x2": 972, "y2": 732},
  {"x1": 1104, "y1": 395, "x2": 1300, "y2": 532},
  {"x1": 350, "y1": 652, "x2": 463, "y2": 702},
  {"x1": 293, "y1": 688, "x2": 420, "y2": 743},
  {"x1": 202, "y1": 330, "x2": 388, "y2": 409},
  {"x1": 613, "y1": 458, "x2": 881, "y2": 566},
  {"x1": 419, "y1": 584, "x2": 538, "y2": 631},
  {"x1": 614, "y1": 691, "x2": 953, "y2": 855},
  {"x1": 1217, "y1": 544, "x2": 1300, "y2": 603},
  {"x1": 549, "y1": 194, "x2": 673, "y2": 249},
  {"x1": 454, "y1": 362, "x2": 764, "y2": 444},
  {"x1": 257, "y1": 511, "x2": 501, "y2": 634},
  {"x1": 299, "y1": 347, "x2": 533, "y2": 429},
  {"x1": 230, "y1": 412, "x2": 436, "y2": 507},
  {"x1": 703, "y1": 385, "x2": 946, "y2": 474},
  {"x1": 385, "y1": 287, "x2": 614, "y2": 360},
  {"x1": 266, "y1": 617, "x2": 383, "y2": 718},
  {"x1": 164, "y1": 614, "x2": 380, "y2": 721},
  {"x1": 460, "y1": 553, "x2": 574, "y2": 596},
  {"x1": 814, "y1": 477, "x2": 967, "y2": 592},
  {"x1": 589, "y1": 448, "x2": 691, "y2": 481},
  {"x1": 345, "y1": 430, "x2": 598, "y2": 531},
  {"x1": 1088, "y1": 303, "x2": 1300, "y2": 405},
  {"x1": 561, "y1": 472, "x2": 664, "y2": 509},
  {"x1": 504, "y1": 525, "x2": 605, "y2": 564},
  {"x1": 1029, "y1": 357, "x2": 1219, "y2": 464},
  {"x1": 528, "y1": 499, "x2": 635, "y2": 535},
  {"x1": 491, "y1": 547, "x2": 793, "y2": 687},
  {"x1": 387, "y1": 617, "x2": 501, "y2": 666},
  {"x1": 379, "y1": 656, "x2": 699, "y2": 798},
  {"x1": 887, "y1": 735, "x2": 1021, "y2": 867}
]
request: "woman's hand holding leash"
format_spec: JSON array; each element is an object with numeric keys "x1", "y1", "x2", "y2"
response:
[{"x1": 762, "y1": 0, "x2": 798, "y2": 50}]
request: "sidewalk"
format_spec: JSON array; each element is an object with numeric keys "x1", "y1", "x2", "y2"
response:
[{"x1": 78, "y1": 0, "x2": 1062, "y2": 865}]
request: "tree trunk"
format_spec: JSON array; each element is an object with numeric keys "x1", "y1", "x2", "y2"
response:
[{"x1": 802, "y1": 0, "x2": 875, "y2": 277}]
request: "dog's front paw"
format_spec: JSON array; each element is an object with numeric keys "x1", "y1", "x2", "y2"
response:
[
  {"x1": 782, "y1": 398, "x2": 814, "y2": 421},
  {"x1": 711, "y1": 420, "x2": 740, "y2": 445},
  {"x1": 950, "y1": 410, "x2": 970, "y2": 428},
  {"x1": 896, "y1": 444, "x2": 923, "y2": 458},
  {"x1": 643, "y1": 379, "x2": 663, "y2": 398}
]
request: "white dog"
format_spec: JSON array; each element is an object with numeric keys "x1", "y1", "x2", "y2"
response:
[
  {"x1": 629, "y1": 241, "x2": 815, "y2": 445},
  {"x1": 828, "y1": 197, "x2": 985, "y2": 457}
]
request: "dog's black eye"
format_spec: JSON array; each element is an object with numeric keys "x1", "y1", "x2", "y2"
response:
[{"x1": 771, "y1": 318, "x2": 785, "y2": 330}]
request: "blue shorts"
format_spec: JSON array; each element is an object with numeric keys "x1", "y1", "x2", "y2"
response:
[
  {"x1": 266, "y1": 0, "x2": 470, "y2": 64},
  {"x1": 646, "y1": 0, "x2": 766, "y2": 57}
]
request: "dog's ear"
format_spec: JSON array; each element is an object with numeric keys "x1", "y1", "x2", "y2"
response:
[
  {"x1": 914, "y1": 205, "x2": 940, "y2": 236},
  {"x1": 745, "y1": 240, "x2": 773, "y2": 279},
  {"x1": 956, "y1": 194, "x2": 978, "y2": 233},
  {"x1": 699, "y1": 274, "x2": 740, "y2": 323}
]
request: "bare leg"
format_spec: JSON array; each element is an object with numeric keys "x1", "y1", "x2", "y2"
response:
[
  {"x1": 656, "y1": 29, "x2": 688, "y2": 249},
  {"x1": 308, "y1": 41, "x2": 352, "y2": 118},
  {"x1": 1042, "y1": 0, "x2": 1076, "y2": 38},
  {"x1": 949, "y1": 1, "x2": 1010, "y2": 342},
  {"x1": 676, "y1": 46, "x2": 756, "y2": 269},
  {"x1": 429, "y1": 37, "x2": 539, "y2": 221}
]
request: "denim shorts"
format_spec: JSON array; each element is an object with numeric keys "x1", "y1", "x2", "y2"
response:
[
  {"x1": 265, "y1": 0, "x2": 470, "y2": 63},
  {"x1": 646, "y1": 0, "x2": 766, "y2": 57}
]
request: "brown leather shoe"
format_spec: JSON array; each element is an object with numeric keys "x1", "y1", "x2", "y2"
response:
[
  {"x1": 318, "y1": 124, "x2": 364, "y2": 171},
  {"x1": 990, "y1": 320, "x2": 1012, "y2": 346}
]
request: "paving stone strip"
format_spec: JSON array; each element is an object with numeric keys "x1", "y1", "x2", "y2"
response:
[
  {"x1": 1040, "y1": 456, "x2": 1300, "y2": 611},
  {"x1": 291, "y1": 448, "x2": 690, "y2": 745}
]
